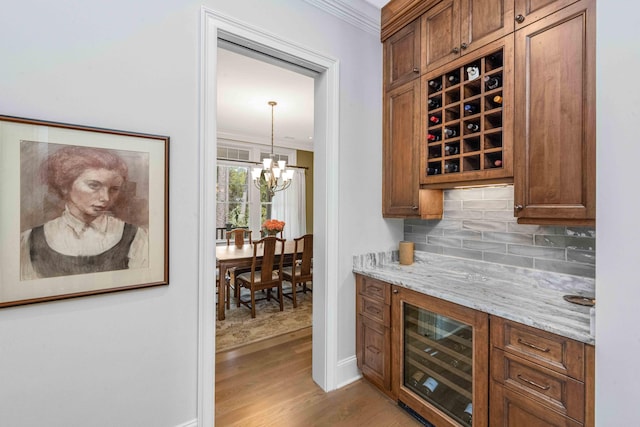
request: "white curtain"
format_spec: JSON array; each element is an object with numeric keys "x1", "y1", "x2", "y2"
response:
[{"x1": 272, "y1": 168, "x2": 306, "y2": 240}]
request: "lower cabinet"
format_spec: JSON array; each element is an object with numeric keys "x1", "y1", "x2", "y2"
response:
[
  {"x1": 356, "y1": 274, "x2": 393, "y2": 396},
  {"x1": 354, "y1": 274, "x2": 595, "y2": 426}
]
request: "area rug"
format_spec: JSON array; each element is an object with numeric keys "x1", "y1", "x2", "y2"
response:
[{"x1": 216, "y1": 284, "x2": 312, "y2": 352}]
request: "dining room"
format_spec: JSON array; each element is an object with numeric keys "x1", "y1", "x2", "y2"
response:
[{"x1": 215, "y1": 44, "x2": 315, "y2": 352}]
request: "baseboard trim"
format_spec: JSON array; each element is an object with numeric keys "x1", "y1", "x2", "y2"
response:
[
  {"x1": 175, "y1": 419, "x2": 197, "y2": 427},
  {"x1": 336, "y1": 355, "x2": 362, "y2": 389}
]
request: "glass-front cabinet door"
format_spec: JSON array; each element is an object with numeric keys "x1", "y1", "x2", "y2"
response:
[{"x1": 393, "y1": 286, "x2": 489, "y2": 427}]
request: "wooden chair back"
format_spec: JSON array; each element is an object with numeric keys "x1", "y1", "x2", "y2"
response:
[
  {"x1": 293, "y1": 234, "x2": 313, "y2": 278},
  {"x1": 226, "y1": 228, "x2": 252, "y2": 248},
  {"x1": 250, "y1": 236, "x2": 286, "y2": 285}
]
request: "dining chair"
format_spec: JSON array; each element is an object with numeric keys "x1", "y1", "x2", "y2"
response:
[
  {"x1": 226, "y1": 228, "x2": 252, "y2": 248},
  {"x1": 236, "y1": 236, "x2": 286, "y2": 318},
  {"x1": 282, "y1": 234, "x2": 313, "y2": 308}
]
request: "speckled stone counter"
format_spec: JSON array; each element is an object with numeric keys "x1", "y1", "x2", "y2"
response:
[{"x1": 353, "y1": 251, "x2": 595, "y2": 345}]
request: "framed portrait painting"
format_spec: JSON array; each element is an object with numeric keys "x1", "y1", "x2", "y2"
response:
[{"x1": 0, "y1": 115, "x2": 169, "y2": 307}]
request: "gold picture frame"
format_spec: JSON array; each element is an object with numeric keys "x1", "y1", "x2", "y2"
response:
[{"x1": 0, "y1": 115, "x2": 169, "y2": 307}]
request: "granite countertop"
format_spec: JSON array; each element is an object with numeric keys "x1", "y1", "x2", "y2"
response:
[{"x1": 353, "y1": 251, "x2": 595, "y2": 345}]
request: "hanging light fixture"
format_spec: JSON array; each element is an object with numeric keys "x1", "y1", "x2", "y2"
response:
[{"x1": 251, "y1": 101, "x2": 294, "y2": 198}]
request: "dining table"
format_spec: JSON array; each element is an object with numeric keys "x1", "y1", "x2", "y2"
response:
[{"x1": 216, "y1": 239, "x2": 300, "y2": 320}]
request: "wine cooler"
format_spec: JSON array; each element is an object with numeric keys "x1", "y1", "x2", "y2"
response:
[{"x1": 394, "y1": 287, "x2": 488, "y2": 427}]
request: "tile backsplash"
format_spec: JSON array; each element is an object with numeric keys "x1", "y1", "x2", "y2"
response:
[{"x1": 404, "y1": 185, "x2": 595, "y2": 278}]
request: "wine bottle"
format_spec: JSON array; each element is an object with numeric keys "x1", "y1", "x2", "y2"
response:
[
  {"x1": 445, "y1": 145, "x2": 459, "y2": 155},
  {"x1": 409, "y1": 370, "x2": 425, "y2": 388},
  {"x1": 445, "y1": 162, "x2": 459, "y2": 173},
  {"x1": 466, "y1": 122, "x2": 480, "y2": 132},
  {"x1": 429, "y1": 115, "x2": 441, "y2": 125},
  {"x1": 422, "y1": 376, "x2": 439, "y2": 395},
  {"x1": 493, "y1": 159, "x2": 503, "y2": 167},
  {"x1": 427, "y1": 98, "x2": 441, "y2": 109},
  {"x1": 427, "y1": 167, "x2": 440, "y2": 175},
  {"x1": 487, "y1": 51, "x2": 503, "y2": 66},
  {"x1": 427, "y1": 133, "x2": 441, "y2": 142},
  {"x1": 464, "y1": 104, "x2": 478, "y2": 114},
  {"x1": 444, "y1": 127, "x2": 457, "y2": 138},
  {"x1": 484, "y1": 74, "x2": 501, "y2": 90},
  {"x1": 462, "y1": 402, "x2": 473, "y2": 424},
  {"x1": 429, "y1": 79, "x2": 442, "y2": 91},
  {"x1": 493, "y1": 95, "x2": 503, "y2": 105},
  {"x1": 447, "y1": 74, "x2": 459, "y2": 84}
]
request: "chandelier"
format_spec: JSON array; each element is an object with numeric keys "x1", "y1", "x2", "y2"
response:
[{"x1": 251, "y1": 101, "x2": 294, "y2": 198}]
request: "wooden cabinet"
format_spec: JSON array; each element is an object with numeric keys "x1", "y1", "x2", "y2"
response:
[
  {"x1": 513, "y1": 0, "x2": 595, "y2": 225},
  {"x1": 384, "y1": 18, "x2": 421, "y2": 90},
  {"x1": 355, "y1": 274, "x2": 595, "y2": 426},
  {"x1": 392, "y1": 285, "x2": 489, "y2": 426},
  {"x1": 514, "y1": 0, "x2": 580, "y2": 28},
  {"x1": 356, "y1": 274, "x2": 393, "y2": 395},
  {"x1": 422, "y1": 0, "x2": 514, "y2": 73},
  {"x1": 383, "y1": 79, "x2": 421, "y2": 218},
  {"x1": 421, "y1": 36, "x2": 514, "y2": 187},
  {"x1": 490, "y1": 316, "x2": 594, "y2": 426}
]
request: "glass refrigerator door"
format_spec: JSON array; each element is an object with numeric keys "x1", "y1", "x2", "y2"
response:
[{"x1": 403, "y1": 303, "x2": 474, "y2": 426}]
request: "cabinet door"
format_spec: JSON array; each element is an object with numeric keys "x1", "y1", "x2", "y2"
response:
[
  {"x1": 384, "y1": 18, "x2": 421, "y2": 91},
  {"x1": 383, "y1": 79, "x2": 421, "y2": 218},
  {"x1": 514, "y1": 0, "x2": 580, "y2": 28},
  {"x1": 459, "y1": 0, "x2": 514, "y2": 55},
  {"x1": 422, "y1": 0, "x2": 460, "y2": 73},
  {"x1": 359, "y1": 315, "x2": 392, "y2": 392},
  {"x1": 513, "y1": 0, "x2": 595, "y2": 224}
]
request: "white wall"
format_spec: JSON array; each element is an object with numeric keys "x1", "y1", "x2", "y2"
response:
[
  {"x1": 595, "y1": 1, "x2": 640, "y2": 425},
  {"x1": 0, "y1": 1, "x2": 395, "y2": 425}
]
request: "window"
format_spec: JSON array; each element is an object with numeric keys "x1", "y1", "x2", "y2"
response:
[{"x1": 217, "y1": 142, "x2": 303, "y2": 241}]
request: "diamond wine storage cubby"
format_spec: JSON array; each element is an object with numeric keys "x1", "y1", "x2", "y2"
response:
[{"x1": 420, "y1": 38, "x2": 514, "y2": 188}]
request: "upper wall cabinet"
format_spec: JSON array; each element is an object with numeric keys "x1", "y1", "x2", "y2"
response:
[
  {"x1": 513, "y1": 0, "x2": 595, "y2": 225},
  {"x1": 422, "y1": 0, "x2": 514, "y2": 73},
  {"x1": 384, "y1": 18, "x2": 421, "y2": 91},
  {"x1": 383, "y1": 79, "x2": 422, "y2": 218},
  {"x1": 513, "y1": 0, "x2": 580, "y2": 28}
]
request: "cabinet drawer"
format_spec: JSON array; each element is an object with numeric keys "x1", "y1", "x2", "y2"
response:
[
  {"x1": 359, "y1": 315, "x2": 391, "y2": 391},
  {"x1": 360, "y1": 296, "x2": 391, "y2": 326},
  {"x1": 359, "y1": 276, "x2": 391, "y2": 305},
  {"x1": 491, "y1": 316, "x2": 584, "y2": 380},
  {"x1": 490, "y1": 380, "x2": 583, "y2": 427},
  {"x1": 492, "y1": 348, "x2": 584, "y2": 422}
]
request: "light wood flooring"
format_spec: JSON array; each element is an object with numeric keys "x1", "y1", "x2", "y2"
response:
[{"x1": 215, "y1": 327, "x2": 422, "y2": 426}]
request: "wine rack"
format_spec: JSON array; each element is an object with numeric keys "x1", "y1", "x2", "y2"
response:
[
  {"x1": 421, "y1": 39, "x2": 513, "y2": 187},
  {"x1": 403, "y1": 304, "x2": 474, "y2": 426}
]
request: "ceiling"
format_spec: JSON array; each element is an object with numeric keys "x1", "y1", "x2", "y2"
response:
[{"x1": 216, "y1": 0, "x2": 389, "y2": 153}]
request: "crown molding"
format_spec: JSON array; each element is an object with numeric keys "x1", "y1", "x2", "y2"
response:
[{"x1": 304, "y1": 0, "x2": 380, "y2": 36}]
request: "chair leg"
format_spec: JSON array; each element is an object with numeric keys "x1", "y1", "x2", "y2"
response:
[
  {"x1": 292, "y1": 281, "x2": 298, "y2": 308},
  {"x1": 278, "y1": 284, "x2": 284, "y2": 312},
  {"x1": 250, "y1": 288, "x2": 256, "y2": 318}
]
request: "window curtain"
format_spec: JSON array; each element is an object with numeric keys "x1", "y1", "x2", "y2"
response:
[{"x1": 271, "y1": 168, "x2": 306, "y2": 240}]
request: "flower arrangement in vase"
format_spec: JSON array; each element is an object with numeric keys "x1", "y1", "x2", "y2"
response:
[{"x1": 262, "y1": 219, "x2": 285, "y2": 237}]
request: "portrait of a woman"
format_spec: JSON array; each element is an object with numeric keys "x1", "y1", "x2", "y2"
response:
[{"x1": 20, "y1": 145, "x2": 149, "y2": 280}]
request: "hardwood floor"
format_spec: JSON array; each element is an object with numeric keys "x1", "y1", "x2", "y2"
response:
[{"x1": 215, "y1": 327, "x2": 421, "y2": 426}]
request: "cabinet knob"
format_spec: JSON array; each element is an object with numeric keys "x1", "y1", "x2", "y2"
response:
[
  {"x1": 411, "y1": 205, "x2": 419, "y2": 210},
  {"x1": 514, "y1": 204, "x2": 523, "y2": 211},
  {"x1": 460, "y1": 43, "x2": 468, "y2": 50},
  {"x1": 451, "y1": 47, "x2": 460, "y2": 54},
  {"x1": 413, "y1": 67, "x2": 419, "y2": 73},
  {"x1": 515, "y1": 14, "x2": 525, "y2": 23},
  {"x1": 393, "y1": 289, "x2": 399, "y2": 294}
]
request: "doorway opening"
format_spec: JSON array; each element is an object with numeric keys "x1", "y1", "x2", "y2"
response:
[{"x1": 199, "y1": 8, "x2": 341, "y2": 425}]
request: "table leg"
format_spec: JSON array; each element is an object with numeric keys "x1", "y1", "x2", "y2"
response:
[{"x1": 218, "y1": 264, "x2": 226, "y2": 320}]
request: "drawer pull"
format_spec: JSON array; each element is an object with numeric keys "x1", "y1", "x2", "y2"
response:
[
  {"x1": 517, "y1": 338, "x2": 550, "y2": 353},
  {"x1": 368, "y1": 285, "x2": 381, "y2": 294},
  {"x1": 517, "y1": 374, "x2": 551, "y2": 391},
  {"x1": 366, "y1": 345, "x2": 381, "y2": 355}
]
